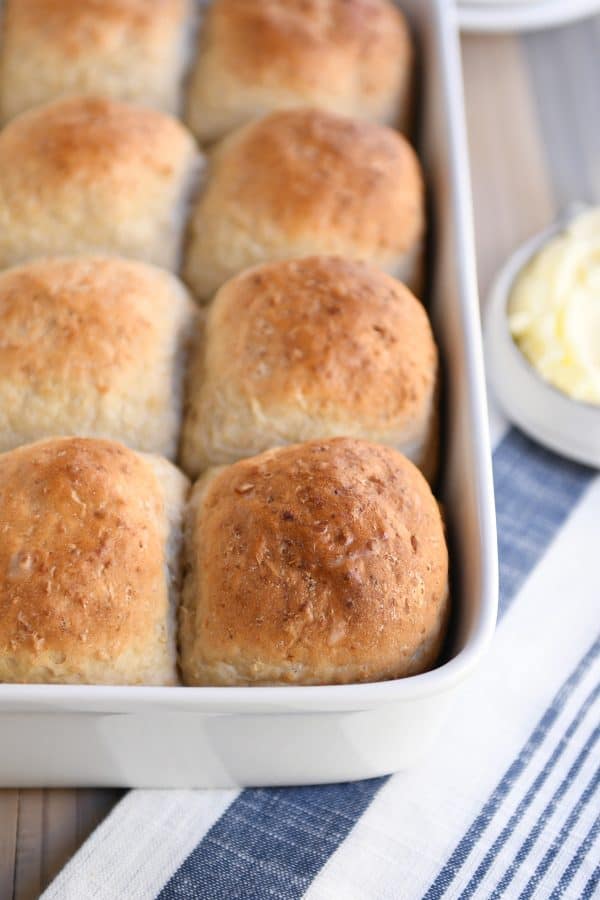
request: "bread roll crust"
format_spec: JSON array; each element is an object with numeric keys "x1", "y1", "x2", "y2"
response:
[
  {"x1": 184, "y1": 108, "x2": 424, "y2": 300},
  {"x1": 0, "y1": 438, "x2": 189, "y2": 685},
  {"x1": 0, "y1": 96, "x2": 201, "y2": 271},
  {"x1": 181, "y1": 257, "x2": 438, "y2": 479},
  {"x1": 186, "y1": 0, "x2": 412, "y2": 142},
  {"x1": 180, "y1": 438, "x2": 449, "y2": 686},
  {"x1": 0, "y1": 257, "x2": 197, "y2": 457},
  {"x1": 0, "y1": 0, "x2": 193, "y2": 121}
]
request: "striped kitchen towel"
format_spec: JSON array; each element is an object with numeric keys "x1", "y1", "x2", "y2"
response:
[{"x1": 42, "y1": 412, "x2": 599, "y2": 900}]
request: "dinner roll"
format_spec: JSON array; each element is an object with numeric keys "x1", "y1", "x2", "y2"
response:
[
  {"x1": 180, "y1": 438, "x2": 449, "y2": 686},
  {"x1": 0, "y1": 96, "x2": 201, "y2": 271},
  {"x1": 185, "y1": 0, "x2": 413, "y2": 143},
  {"x1": 0, "y1": 0, "x2": 195, "y2": 123},
  {"x1": 184, "y1": 108, "x2": 424, "y2": 301},
  {"x1": 0, "y1": 257, "x2": 197, "y2": 458},
  {"x1": 181, "y1": 257, "x2": 438, "y2": 480},
  {"x1": 0, "y1": 438, "x2": 189, "y2": 685}
]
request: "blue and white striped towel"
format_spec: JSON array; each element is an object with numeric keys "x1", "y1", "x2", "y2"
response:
[{"x1": 42, "y1": 405, "x2": 599, "y2": 900}]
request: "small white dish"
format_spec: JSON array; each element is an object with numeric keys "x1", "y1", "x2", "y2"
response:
[
  {"x1": 458, "y1": 0, "x2": 600, "y2": 33},
  {"x1": 485, "y1": 205, "x2": 600, "y2": 469}
]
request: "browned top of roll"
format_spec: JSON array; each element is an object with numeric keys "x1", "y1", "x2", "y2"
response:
[
  {"x1": 207, "y1": 256, "x2": 436, "y2": 430},
  {"x1": 0, "y1": 437, "x2": 184, "y2": 684},
  {"x1": 0, "y1": 95, "x2": 193, "y2": 191},
  {"x1": 0, "y1": 1, "x2": 194, "y2": 122},
  {"x1": 0, "y1": 256, "x2": 191, "y2": 392},
  {"x1": 0, "y1": 0, "x2": 188, "y2": 51},
  {"x1": 182, "y1": 437, "x2": 449, "y2": 685},
  {"x1": 2, "y1": 0, "x2": 188, "y2": 51},
  {"x1": 206, "y1": 0, "x2": 410, "y2": 99},
  {"x1": 207, "y1": 107, "x2": 422, "y2": 251}
]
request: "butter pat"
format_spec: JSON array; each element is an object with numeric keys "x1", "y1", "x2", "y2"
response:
[{"x1": 508, "y1": 208, "x2": 600, "y2": 405}]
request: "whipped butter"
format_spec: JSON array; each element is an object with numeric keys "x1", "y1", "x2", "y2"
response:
[{"x1": 508, "y1": 208, "x2": 600, "y2": 405}]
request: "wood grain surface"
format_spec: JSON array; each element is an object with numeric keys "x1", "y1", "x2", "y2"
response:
[
  {"x1": 1, "y1": 790, "x2": 122, "y2": 900},
  {"x1": 1, "y1": 18, "x2": 599, "y2": 900}
]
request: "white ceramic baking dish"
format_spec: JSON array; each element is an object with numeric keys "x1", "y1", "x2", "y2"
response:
[{"x1": 0, "y1": 0, "x2": 498, "y2": 788}]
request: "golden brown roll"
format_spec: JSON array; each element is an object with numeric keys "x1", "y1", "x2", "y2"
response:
[
  {"x1": 0, "y1": 96, "x2": 201, "y2": 271},
  {"x1": 185, "y1": 0, "x2": 413, "y2": 143},
  {"x1": 181, "y1": 257, "x2": 438, "y2": 480},
  {"x1": 0, "y1": 438, "x2": 189, "y2": 685},
  {"x1": 0, "y1": 0, "x2": 195, "y2": 123},
  {"x1": 183, "y1": 108, "x2": 424, "y2": 301},
  {"x1": 0, "y1": 257, "x2": 197, "y2": 458},
  {"x1": 180, "y1": 438, "x2": 449, "y2": 686}
]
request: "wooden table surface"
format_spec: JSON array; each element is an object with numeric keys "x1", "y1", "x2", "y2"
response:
[{"x1": 1, "y1": 17, "x2": 600, "y2": 900}]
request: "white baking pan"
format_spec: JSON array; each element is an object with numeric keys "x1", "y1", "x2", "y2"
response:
[{"x1": 0, "y1": 0, "x2": 498, "y2": 788}]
